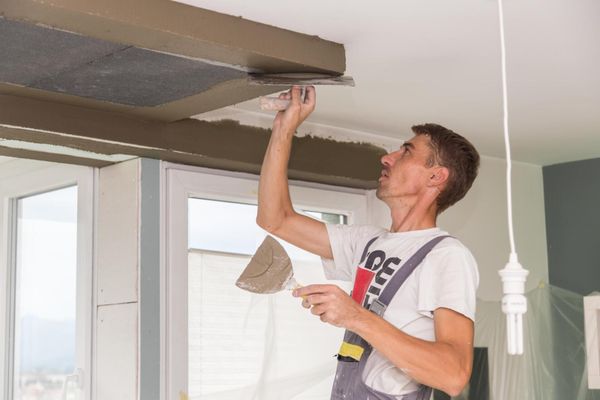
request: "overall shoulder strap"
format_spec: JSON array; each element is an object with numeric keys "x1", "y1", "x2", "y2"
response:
[{"x1": 369, "y1": 235, "x2": 451, "y2": 316}]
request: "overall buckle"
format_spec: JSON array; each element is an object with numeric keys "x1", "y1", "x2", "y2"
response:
[{"x1": 369, "y1": 298, "x2": 387, "y2": 316}]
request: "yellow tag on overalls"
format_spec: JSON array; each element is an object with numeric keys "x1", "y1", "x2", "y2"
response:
[{"x1": 338, "y1": 341, "x2": 365, "y2": 361}]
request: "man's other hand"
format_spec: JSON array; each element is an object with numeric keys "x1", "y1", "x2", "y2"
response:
[{"x1": 293, "y1": 284, "x2": 365, "y2": 329}]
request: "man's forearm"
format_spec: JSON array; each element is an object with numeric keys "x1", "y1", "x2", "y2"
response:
[
  {"x1": 256, "y1": 127, "x2": 295, "y2": 232},
  {"x1": 349, "y1": 308, "x2": 472, "y2": 396},
  {"x1": 254, "y1": 87, "x2": 331, "y2": 258},
  {"x1": 296, "y1": 284, "x2": 473, "y2": 395}
]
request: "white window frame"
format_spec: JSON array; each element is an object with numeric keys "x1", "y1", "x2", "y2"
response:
[
  {"x1": 0, "y1": 159, "x2": 95, "y2": 400},
  {"x1": 160, "y1": 162, "x2": 369, "y2": 400}
]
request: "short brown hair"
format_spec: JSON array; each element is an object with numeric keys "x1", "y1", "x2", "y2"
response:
[{"x1": 412, "y1": 123, "x2": 480, "y2": 214}]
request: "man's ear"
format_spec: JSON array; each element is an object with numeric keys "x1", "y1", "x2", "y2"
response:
[{"x1": 429, "y1": 167, "x2": 450, "y2": 187}]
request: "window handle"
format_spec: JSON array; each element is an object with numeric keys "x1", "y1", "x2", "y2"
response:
[{"x1": 62, "y1": 368, "x2": 84, "y2": 400}]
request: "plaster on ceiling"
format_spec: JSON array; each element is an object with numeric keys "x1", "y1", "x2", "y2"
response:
[{"x1": 179, "y1": 0, "x2": 600, "y2": 165}]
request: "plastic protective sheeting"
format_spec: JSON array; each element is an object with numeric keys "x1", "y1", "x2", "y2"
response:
[{"x1": 475, "y1": 284, "x2": 600, "y2": 400}]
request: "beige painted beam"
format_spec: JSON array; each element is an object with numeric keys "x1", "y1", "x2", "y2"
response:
[
  {"x1": 2, "y1": 0, "x2": 344, "y2": 73},
  {"x1": 0, "y1": 95, "x2": 385, "y2": 189},
  {"x1": 1, "y1": 0, "x2": 346, "y2": 121}
]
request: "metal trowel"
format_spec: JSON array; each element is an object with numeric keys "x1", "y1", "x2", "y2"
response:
[
  {"x1": 247, "y1": 73, "x2": 355, "y2": 111},
  {"x1": 236, "y1": 235, "x2": 300, "y2": 294}
]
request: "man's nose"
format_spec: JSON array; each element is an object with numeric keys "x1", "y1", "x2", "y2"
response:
[{"x1": 381, "y1": 152, "x2": 394, "y2": 166}]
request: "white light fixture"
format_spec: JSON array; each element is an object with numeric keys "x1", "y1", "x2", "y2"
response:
[{"x1": 496, "y1": 0, "x2": 529, "y2": 355}]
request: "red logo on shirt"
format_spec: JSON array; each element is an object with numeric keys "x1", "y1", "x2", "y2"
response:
[
  {"x1": 351, "y1": 268, "x2": 375, "y2": 303},
  {"x1": 352, "y1": 236, "x2": 401, "y2": 307}
]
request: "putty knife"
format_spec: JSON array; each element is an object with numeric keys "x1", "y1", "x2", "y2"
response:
[{"x1": 236, "y1": 235, "x2": 300, "y2": 294}]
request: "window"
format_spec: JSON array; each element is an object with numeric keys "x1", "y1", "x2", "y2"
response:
[
  {"x1": 0, "y1": 160, "x2": 94, "y2": 400},
  {"x1": 188, "y1": 199, "x2": 349, "y2": 398},
  {"x1": 163, "y1": 164, "x2": 368, "y2": 400},
  {"x1": 14, "y1": 187, "x2": 78, "y2": 400}
]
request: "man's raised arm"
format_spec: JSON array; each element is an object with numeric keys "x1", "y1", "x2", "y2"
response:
[{"x1": 256, "y1": 86, "x2": 333, "y2": 259}]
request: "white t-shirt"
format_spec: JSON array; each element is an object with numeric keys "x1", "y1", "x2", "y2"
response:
[{"x1": 322, "y1": 224, "x2": 479, "y2": 396}]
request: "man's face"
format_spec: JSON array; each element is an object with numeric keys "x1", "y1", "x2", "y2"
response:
[{"x1": 376, "y1": 135, "x2": 436, "y2": 202}]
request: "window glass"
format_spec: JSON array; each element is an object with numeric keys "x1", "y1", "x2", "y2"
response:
[
  {"x1": 188, "y1": 198, "x2": 347, "y2": 261},
  {"x1": 14, "y1": 186, "x2": 78, "y2": 400}
]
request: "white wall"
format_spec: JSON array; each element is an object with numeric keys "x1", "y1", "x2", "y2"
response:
[
  {"x1": 95, "y1": 159, "x2": 140, "y2": 400},
  {"x1": 368, "y1": 155, "x2": 548, "y2": 301}
]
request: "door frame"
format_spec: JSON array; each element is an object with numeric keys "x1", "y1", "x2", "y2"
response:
[{"x1": 0, "y1": 159, "x2": 95, "y2": 400}]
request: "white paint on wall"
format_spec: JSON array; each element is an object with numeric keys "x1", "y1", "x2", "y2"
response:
[{"x1": 367, "y1": 155, "x2": 548, "y2": 301}]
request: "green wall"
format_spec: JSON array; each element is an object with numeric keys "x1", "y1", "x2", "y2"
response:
[{"x1": 543, "y1": 158, "x2": 600, "y2": 295}]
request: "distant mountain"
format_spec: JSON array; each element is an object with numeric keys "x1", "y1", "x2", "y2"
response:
[{"x1": 19, "y1": 315, "x2": 75, "y2": 374}]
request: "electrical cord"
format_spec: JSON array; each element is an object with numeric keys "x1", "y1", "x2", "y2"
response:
[{"x1": 498, "y1": 0, "x2": 517, "y2": 256}]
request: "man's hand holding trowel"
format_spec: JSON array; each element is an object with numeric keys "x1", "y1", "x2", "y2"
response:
[{"x1": 270, "y1": 85, "x2": 315, "y2": 135}]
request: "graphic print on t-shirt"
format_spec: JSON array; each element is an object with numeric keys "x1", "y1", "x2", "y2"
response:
[{"x1": 352, "y1": 236, "x2": 402, "y2": 308}]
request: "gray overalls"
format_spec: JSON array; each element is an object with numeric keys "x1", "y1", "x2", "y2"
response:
[{"x1": 330, "y1": 236, "x2": 450, "y2": 400}]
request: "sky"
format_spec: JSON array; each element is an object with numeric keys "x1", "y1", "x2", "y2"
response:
[{"x1": 17, "y1": 186, "x2": 77, "y2": 322}]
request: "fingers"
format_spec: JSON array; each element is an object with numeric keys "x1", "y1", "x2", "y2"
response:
[
  {"x1": 293, "y1": 284, "x2": 338, "y2": 298},
  {"x1": 310, "y1": 305, "x2": 326, "y2": 316},
  {"x1": 278, "y1": 90, "x2": 291, "y2": 100},
  {"x1": 295, "y1": 284, "x2": 352, "y2": 328},
  {"x1": 290, "y1": 85, "x2": 303, "y2": 106},
  {"x1": 302, "y1": 293, "x2": 329, "y2": 307},
  {"x1": 298, "y1": 290, "x2": 338, "y2": 321},
  {"x1": 315, "y1": 309, "x2": 338, "y2": 326},
  {"x1": 276, "y1": 86, "x2": 315, "y2": 106},
  {"x1": 304, "y1": 86, "x2": 316, "y2": 108},
  {"x1": 301, "y1": 297, "x2": 311, "y2": 309}
]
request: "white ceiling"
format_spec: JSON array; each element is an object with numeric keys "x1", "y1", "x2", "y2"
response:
[{"x1": 178, "y1": 0, "x2": 600, "y2": 165}]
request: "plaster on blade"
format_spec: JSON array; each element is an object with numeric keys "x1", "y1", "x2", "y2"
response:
[{"x1": 236, "y1": 235, "x2": 299, "y2": 294}]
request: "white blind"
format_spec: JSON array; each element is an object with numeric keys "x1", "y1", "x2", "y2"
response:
[{"x1": 188, "y1": 251, "x2": 346, "y2": 400}]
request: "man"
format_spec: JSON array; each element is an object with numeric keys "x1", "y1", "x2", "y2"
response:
[{"x1": 256, "y1": 86, "x2": 480, "y2": 399}]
